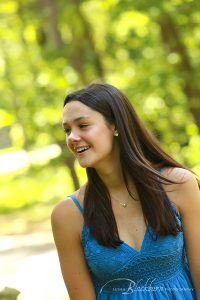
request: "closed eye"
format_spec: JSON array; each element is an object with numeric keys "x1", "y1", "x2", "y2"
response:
[
  {"x1": 79, "y1": 124, "x2": 88, "y2": 129},
  {"x1": 63, "y1": 124, "x2": 88, "y2": 135}
]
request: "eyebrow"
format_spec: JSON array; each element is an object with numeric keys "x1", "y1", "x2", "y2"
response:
[{"x1": 62, "y1": 116, "x2": 90, "y2": 127}]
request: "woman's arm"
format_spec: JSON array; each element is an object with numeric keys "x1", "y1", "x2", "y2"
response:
[
  {"x1": 170, "y1": 168, "x2": 200, "y2": 298},
  {"x1": 51, "y1": 199, "x2": 96, "y2": 300}
]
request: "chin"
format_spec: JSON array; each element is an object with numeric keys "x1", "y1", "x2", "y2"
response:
[
  {"x1": 78, "y1": 160, "x2": 93, "y2": 168},
  {"x1": 78, "y1": 159, "x2": 99, "y2": 169}
]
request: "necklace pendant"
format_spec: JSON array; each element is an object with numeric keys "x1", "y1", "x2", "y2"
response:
[{"x1": 122, "y1": 203, "x2": 127, "y2": 208}]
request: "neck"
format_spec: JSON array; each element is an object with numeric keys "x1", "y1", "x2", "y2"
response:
[
  {"x1": 97, "y1": 163, "x2": 125, "y2": 190},
  {"x1": 94, "y1": 146, "x2": 136, "y2": 194},
  {"x1": 94, "y1": 145, "x2": 125, "y2": 190},
  {"x1": 96, "y1": 161, "x2": 136, "y2": 197}
]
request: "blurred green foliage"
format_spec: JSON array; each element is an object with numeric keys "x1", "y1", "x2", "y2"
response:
[{"x1": 0, "y1": 0, "x2": 199, "y2": 220}]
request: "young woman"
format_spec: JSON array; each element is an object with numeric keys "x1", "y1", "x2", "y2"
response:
[{"x1": 51, "y1": 83, "x2": 200, "y2": 300}]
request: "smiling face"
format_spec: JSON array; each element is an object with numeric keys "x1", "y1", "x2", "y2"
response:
[{"x1": 62, "y1": 101, "x2": 118, "y2": 170}]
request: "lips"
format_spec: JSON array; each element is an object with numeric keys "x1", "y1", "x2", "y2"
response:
[{"x1": 73, "y1": 145, "x2": 91, "y2": 154}]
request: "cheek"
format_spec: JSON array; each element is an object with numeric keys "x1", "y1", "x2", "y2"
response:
[
  {"x1": 65, "y1": 136, "x2": 68, "y2": 145},
  {"x1": 66, "y1": 137, "x2": 71, "y2": 149},
  {"x1": 97, "y1": 131, "x2": 114, "y2": 148}
]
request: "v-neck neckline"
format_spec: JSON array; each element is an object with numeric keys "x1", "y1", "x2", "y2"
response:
[{"x1": 121, "y1": 224, "x2": 151, "y2": 253}]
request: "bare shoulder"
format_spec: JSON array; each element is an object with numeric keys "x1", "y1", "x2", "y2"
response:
[
  {"x1": 51, "y1": 197, "x2": 78, "y2": 222},
  {"x1": 51, "y1": 197, "x2": 82, "y2": 241},
  {"x1": 162, "y1": 167, "x2": 194, "y2": 181},
  {"x1": 51, "y1": 187, "x2": 96, "y2": 299},
  {"x1": 51, "y1": 184, "x2": 86, "y2": 230},
  {"x1": 162, "y1": 167, "x2": 198, "y2": 188},
  {"x1": 162, "y1": 167, "x2": 200, "y2": 214}
]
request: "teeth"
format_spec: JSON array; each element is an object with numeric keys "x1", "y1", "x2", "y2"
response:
[{"x1": 75, "y1": 146, "x2": 90, "y2": 153}]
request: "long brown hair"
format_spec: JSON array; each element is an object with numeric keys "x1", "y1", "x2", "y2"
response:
[{"x1": 64, "y1": 83, "x2": 187, "y2": 248}]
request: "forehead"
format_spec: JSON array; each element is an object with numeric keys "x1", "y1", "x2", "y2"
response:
[{"x1": 63, "y1": 100, "x2": 98, "y2": 124}]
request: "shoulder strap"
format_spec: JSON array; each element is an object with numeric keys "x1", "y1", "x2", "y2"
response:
[{"x1": 68, "y1": 194, "x2": 84, "y2": 215}]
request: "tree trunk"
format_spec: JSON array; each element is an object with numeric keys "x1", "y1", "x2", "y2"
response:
[
  {"x1": 158, "y1": 13, "x2": 200, "y2": 129},
  {"x1": 58, "y1": 141, "x2": 80, "y2": 190},
  {"x1": 71, "y1": 0, "x2": 105, "y2": 81},
  {"x1": 65, "y1": 155, "x2": 80, "y2": 190},
  {"x1": 70, "y1": 29, "x2": 89, "y2": 85},
  {"x1": 37, "y1": 0, "x2": 65, "y2": 49}
]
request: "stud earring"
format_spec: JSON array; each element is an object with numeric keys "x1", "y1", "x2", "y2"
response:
[{"x1": 114, "y1": 130, "x2": 119, "y2": 137}]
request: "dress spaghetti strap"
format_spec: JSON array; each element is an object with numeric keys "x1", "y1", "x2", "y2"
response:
[{"x1": 68, "y1": 194, "x2": 84, "y2": 215}]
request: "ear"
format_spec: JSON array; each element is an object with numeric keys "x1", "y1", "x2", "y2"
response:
[
  {"x1": 108, "y1": 123, "x2": 115, "y2": 131},
  {"x1": 108, "y1": 123, "x2": 118, "y2": 136}
]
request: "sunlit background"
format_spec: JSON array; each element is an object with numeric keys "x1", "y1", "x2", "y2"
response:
[{"x1": 0, "y1": 0, "x2": 200, "y2": 299}]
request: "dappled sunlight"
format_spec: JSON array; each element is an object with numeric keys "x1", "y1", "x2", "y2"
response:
[
  {"x1": 0, "y1": 144, "x2": 61, "y2": 174},
  {"x1": 0, "y1": 150, "x2": 29, "y2": 174},
  {"x1": 28, "y1": 144, "x2": 61, "y2": 166}
]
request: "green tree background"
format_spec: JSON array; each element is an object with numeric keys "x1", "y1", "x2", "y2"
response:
[{"x1": 0, "y1": 0, "x2": 200, "y2": 234}]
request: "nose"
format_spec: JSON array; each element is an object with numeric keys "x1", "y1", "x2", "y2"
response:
[{"x1": 67, "y1": 130, "x2": 81, "y2": 142}]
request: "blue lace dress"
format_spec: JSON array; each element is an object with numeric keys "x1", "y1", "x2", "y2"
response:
[{"x1": 68, "y1": 191, "x2": 196, "y2": 300}]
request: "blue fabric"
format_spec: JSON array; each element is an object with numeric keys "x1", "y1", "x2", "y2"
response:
[
  {"x1": 69, "y1": 194, "x2": 84, "y2": 214},
  {"x1": 68, "y1": 183, "x2": 196, "y2": 299}
]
